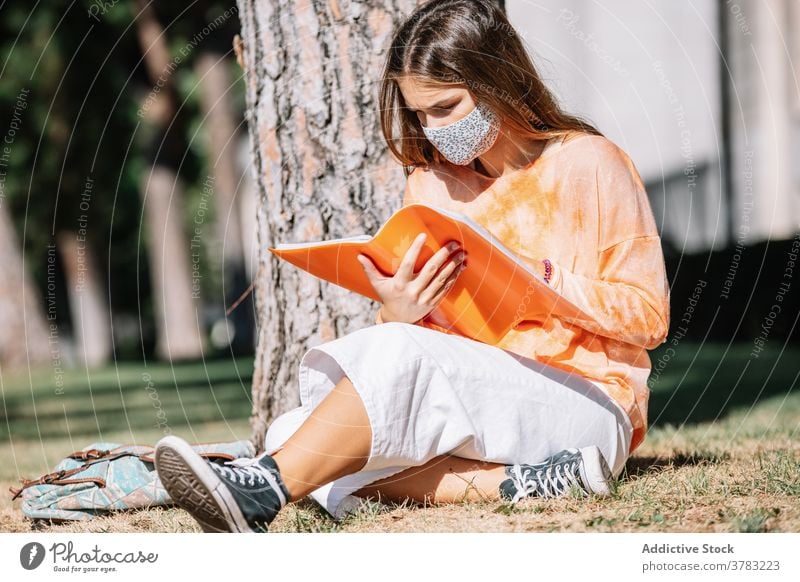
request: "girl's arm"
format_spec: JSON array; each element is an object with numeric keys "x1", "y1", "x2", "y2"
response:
[
  {"x1": 544, "y1": 139, "x2": 671, "y2": 350},
  {"x1": 547, "y1": 235, "x2": 670, "y2": 349}
]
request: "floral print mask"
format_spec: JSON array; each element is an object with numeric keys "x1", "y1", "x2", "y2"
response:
[{"x1": 421, "y1": 100, "x2": 501, "y2": 165}]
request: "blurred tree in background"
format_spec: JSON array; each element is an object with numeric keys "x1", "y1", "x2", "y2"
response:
[{"x1": 0, "y1": 0, "x2": 254, "y2": 370}]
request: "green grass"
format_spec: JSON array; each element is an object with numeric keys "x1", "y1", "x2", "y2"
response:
[
  {"x1": 1, "y1": 343, "x2": 798, "y2": 533},
  {"x1": 0, "y1": 356, "x2": 256, "y2": 482},
  {"x1": 0, "y1": 357, "x2": 255, "y2": 442}
]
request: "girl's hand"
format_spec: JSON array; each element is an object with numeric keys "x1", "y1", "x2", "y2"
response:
[{"x1": 356, "y1": 233, "x2": 467, "y2": 324}]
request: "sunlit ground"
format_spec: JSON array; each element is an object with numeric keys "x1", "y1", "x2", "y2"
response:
[{"x1": 1, "y1": 344, "x2": 797, "y2": 532}]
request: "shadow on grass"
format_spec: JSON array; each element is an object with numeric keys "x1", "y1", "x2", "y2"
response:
[
  {"x1": 5, "y1": 342, "x2": 798, "y2": 448},
  {"x1": 646, "y1": 342, "x2": 799, "y2": 426},
  {"x1": 624, "y1": 450, "x2": 732, "y2": 478},
  {"x1": 0, "y1": 357, "x2": 255, "y2": 441}
]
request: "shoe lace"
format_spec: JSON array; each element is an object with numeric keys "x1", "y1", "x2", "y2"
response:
[
  {"x1": 508, "y1": 457, "x2": 584, "y2": 502},
  {"x1": 214, "y1": 456, "x2": 274, "y2": 488}
]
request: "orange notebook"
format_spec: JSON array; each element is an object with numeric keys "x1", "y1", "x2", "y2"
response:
[{"x1": 268, "y1": 203, "x2": 591, "y2": 345}]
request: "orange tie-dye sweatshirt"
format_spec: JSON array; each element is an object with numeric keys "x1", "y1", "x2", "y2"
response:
[{"x1": 375, "y1": 132, "x2": 671, "y2": 454}]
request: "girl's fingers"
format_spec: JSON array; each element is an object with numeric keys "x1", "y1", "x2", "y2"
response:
[
  {"x1": 415, "y1": 243, "x2": 463, "y2": 290},
  {"x1": 395, "y1": 232, "x2": 427, "y2": 282},
  {"x1": 414, "y1": 253, "x2": 458, "y2": 302},
  {"x1": 432, "y1": 255, "x2": 460, "y2": 285},
  {"x1": 422, "y1": 262, "x2": 465, "y2": 306},
  {"x1": 357, "y1": 254, "x2": 383, "y2": 282},
  {"x1": 426, "y1": 275, "x2": 457, "y2": 308}
]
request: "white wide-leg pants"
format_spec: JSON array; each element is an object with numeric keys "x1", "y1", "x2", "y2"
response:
[{"x1": 264, "y1": 322, "x2": 633, "y2": 519}]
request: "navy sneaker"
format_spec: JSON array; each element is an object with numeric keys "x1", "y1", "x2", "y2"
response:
[
  {"x1": 499, "y1": 445, "x2": 613, "y2": 503},
  {"x1": 155, "y1": 435, "x2": 292, "y2": 533}
]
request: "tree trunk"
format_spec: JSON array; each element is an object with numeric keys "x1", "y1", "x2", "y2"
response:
[
  {"x1": 235, "y1": 134, "x2": 259, "y2": 285},
  {"x1": 139, "y1": 167, "x2": 206, "y2": 360},
  {"x1": 56, "y1": 231, "x2": 112, "y2": 367},
  {"x1": 134, "y1": 0, "x2": 205, "y2": 360},
  {"x1": 195, "y1": 52, "x2": 245, "y2": 272},
  {"x1": 194, "y1": 51, "x2": 254, "y2": 355},
  {"x1": 236, "y1": 0, "x2": 421, "y2": 452},
  {"x1": 0, "y1": 202, "x2": 51, "y2": 369}
]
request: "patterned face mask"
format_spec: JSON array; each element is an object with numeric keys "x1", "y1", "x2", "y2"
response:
[{"x1": 421, "y1": 100, "x2": 501, "y2": 165}]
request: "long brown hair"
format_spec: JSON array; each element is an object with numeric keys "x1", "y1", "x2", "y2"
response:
[{"x1": 379, "y1": 0, "x2": 603, "y2": 177}]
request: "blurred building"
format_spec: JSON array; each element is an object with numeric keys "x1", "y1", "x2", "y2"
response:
[{"x1": 509, "y1": 0, "x2": 799, "y2": 252}]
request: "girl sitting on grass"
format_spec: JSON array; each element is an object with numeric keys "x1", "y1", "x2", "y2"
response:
[{"x1": 154, "y1": 0, "x2": 670, "y2": 533}]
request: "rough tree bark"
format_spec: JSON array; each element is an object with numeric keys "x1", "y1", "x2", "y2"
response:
[
  {"x1": 236, "y1": 0, "x2": 507, "y2": 451},
  {"x1": 236, "y1": 0, "x2": 419, "y2": 451}
]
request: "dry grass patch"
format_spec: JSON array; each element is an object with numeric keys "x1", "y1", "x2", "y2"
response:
[{"x1": 2, "y1": 385, "x2": 797, "y2": 533}]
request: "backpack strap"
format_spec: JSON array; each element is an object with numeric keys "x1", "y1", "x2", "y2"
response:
[
  {"x1": 8, "y1": 450, "x2": 136, "y2": 500},
  {"x1": 9, "y1": 445, "x2": 246, "y2": 501},
  {"x1": 68, "y1": 448, "x2": 117, "y2": 461}
]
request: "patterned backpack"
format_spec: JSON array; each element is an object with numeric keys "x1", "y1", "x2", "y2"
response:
[{"x1": 9, "y1": 439, "x2": 255, "y2": 523}]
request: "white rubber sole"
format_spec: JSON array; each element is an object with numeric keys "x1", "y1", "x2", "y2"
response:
[
  {"x1": 577, "y1": 445, "x2": 613, "y2": 496},
  {"x1": 154, "y1": 435, "x2": 256, "y2": 533}
]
